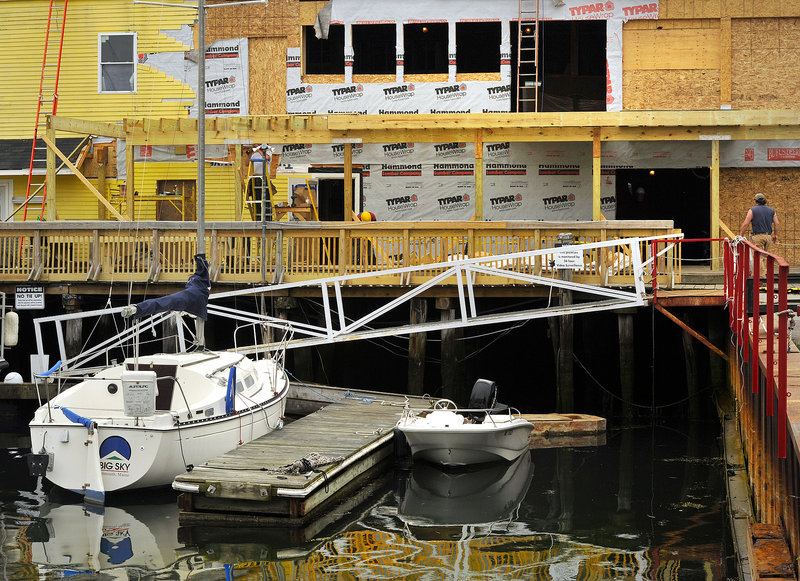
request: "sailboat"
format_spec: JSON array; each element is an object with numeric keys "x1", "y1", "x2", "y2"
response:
[{"x1": 28, "y1": 0, "x2": 289, "y2": 504}]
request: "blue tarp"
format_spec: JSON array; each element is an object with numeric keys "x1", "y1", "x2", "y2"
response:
[{"x1": 134, "y1": 254, "x2": 210, "y2": 320}]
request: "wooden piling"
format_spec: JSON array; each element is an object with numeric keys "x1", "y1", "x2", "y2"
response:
[
  {"x1": 407, "y1": 297, "x2": 428, "y2": 396},
  {"x1": 618, "y1": 311, "x2": 635, "y2": 420},
  {"x1": 62, "y1": 293, "x2": 82, "y2": 360},
  {"x1": 437, "y1": 297, "x2": 460, "y2": 403},
  {"x1": 555, "y1": 237, "x2": 574, "y2": 414},
  {"x1": 681, "y1": 311, "x2": 701, "y2": 419},
  {"x1": 162, "y1": 315, "x2": 179, "y2": 353}
]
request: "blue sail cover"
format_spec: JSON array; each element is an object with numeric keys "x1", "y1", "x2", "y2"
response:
[
  {"x1": 134, "y1": 254, "x2": 210, "y2": 320},
  {"x1": 56, "y1": 406, "x2": 94, "y2": 429}
]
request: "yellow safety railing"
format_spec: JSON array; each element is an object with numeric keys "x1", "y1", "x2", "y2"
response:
[{"x1": 0, "y1": 221, "x2": 683, "y2": 288}]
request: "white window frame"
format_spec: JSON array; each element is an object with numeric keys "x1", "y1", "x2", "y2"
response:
[
  {"x1": 0, "y1": 179, "x2": 13, "y2": 221},
  {"x1": 98, "y1": 32, "x2": 137, "y2": 94}
]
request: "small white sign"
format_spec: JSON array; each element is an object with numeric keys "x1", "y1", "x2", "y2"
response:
[
  {"x1": 15, "y1": 286, "x2": 45, "y2": 310},
  {"x1": 122, "y1": 371, "x2": 157, "y2": 417},
  {"x1": 554, "y1": 248, "x2": 585, "y2": 269}
]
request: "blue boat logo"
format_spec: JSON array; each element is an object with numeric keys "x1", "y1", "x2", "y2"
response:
[{"x1": 99, "y1": 436, "x2": 132, "y2": 474}]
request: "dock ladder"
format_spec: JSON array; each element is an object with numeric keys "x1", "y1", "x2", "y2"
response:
[
  {"x1": 22, "y1": 0, "x2": 70, "y2": 222},
  {"x1": 516, "y1": 0, "x2": 540, "y2": 112}
]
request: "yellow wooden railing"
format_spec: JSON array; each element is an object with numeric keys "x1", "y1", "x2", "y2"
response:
[{"x1": 0, "y1": 221, "x2": 682, "y2": 288}]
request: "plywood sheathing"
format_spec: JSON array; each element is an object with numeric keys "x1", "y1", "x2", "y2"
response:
[
  {"x1": 732, "y1": 18, "x2": 800, "y2": 109},
  {"x1": 720, "y1": 167, "x2": 800, "y2": 265},
  {"x1": 205, "y1": 1, "x2": 268, "y2": 41},
  {"x1": 206, "y1": 0, "x2": 300, "y2": 115},
  {"x1": 265, "y1": 37, "x2": 289, "y2": 115},
  {"x1": 660, "y1": 0, "x2": 800, "y2": 18},
  {"x1": 622, "y1": 20, "x2": 720, "y2": 110}
]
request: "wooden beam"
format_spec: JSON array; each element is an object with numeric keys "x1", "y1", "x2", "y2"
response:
[
  {"x1": 97, "y1": 152, "x2": 107, "y2": 220},
  {"x1": 475, "y1": 128, "x2": 484, "y2": 221},
  {"x1": 654, "y1": 303, "x2": 728, "y2": 360},
  {"x1": 126, "y1": 140, "x2": 135, "y2": 220},
  {"x1": 46, "y1": 120, "x2": 57, "y2": 221},
  {"x1": 711, "y1": 140, "x2": 720, "y2": 262},
  {"x1": 49, "y1": 116, "x2": 125, "y2": 138},
  {"x1": 343, "y1": 143, "x2": 353, "y2": 221},
  {"x1": 234, "y1": 145, "x2": 243, "y2": 221},
  {"x1": 720, "y1": 17, "x2": 732, "y2": 108},
  {"x1": 592, "y1": 128, "x2": 602, "y2": 221},
  {"x1": 39, "y1": 134, "x2": 128, "y2": 221}
]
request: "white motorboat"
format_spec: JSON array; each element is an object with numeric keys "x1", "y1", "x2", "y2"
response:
[
  {"x1": 395, "y1": 379, "x2": 533, "y2": 466},
  {"x1": 28, "y1": 256, "x2": 291, "y2": 504}
]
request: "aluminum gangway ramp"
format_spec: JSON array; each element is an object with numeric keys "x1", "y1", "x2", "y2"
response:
[{"x1": 208, "y1": 234, "x2": 680, "y2": 352}]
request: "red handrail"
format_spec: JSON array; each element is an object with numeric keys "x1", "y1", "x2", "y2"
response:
[{"x1": 724, "y1": 238, "x2": 791, "y2": 458}]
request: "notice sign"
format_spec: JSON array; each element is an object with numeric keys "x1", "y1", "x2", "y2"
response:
[
  {"x1": 15, "y1": 286, "x2": 45, "y2": 310},
  {"x1": 553, "y1": 248, "x2": 585, "y2": 269}
]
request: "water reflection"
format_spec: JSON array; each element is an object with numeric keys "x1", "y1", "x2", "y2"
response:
[
  {"x1": 1, "y1": 422, "x2": 732, "y2": 580},
  {"x1": 397, "y1": 451, "x2": 534, "y2": 528},
  {"x1": 31, "y1": 501, "x2": 188, "y2": 573}
]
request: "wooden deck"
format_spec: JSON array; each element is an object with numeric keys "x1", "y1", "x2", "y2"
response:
[{"x1": 175, "y1": 390, "x2": 429, "y2": 525}]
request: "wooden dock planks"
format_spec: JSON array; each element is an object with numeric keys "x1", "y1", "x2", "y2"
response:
[{"x1": 175, "y1": 391, "x2": 427, "y2": 524}]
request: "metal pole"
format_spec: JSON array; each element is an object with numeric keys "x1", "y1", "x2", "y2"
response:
[
  {"x1": 196, "y1": 0, "x2": 206, "y2": 257},
  {"x1": 261, "y1": 150, "x2": 267, "y2": 283}
]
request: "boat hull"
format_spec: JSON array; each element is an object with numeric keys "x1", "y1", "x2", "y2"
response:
[
  {"x1": 29, "y1": 353, "x2": 289, "y2": 498},
  {"x1": 397, "y1": 416, "x2": 533, "y2": 466},
  {"x1": 29, "y1": 401, "x2": 284, "y2": 495}
]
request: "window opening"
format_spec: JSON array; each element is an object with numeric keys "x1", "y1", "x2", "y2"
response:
[
  {"x1": 404, "y1": 22, "x2": 448, "y2": 74},
  {"x1": 303, "y1": 24, "x2": 345, "y2": 74},
  {"x1": 456, "y1": 22, "x2": 501, "y2": 73},
  {"x1": 353, "y1": 24, "x2": 396, "y2": 75},
  {"x1": 99, "y1": 33, "x2": 136, "y2": 93},
  {"x1": 155, "y1": 179, "x2": 196, "y2": 221},
  {"x1": 510, "y1": 20, "x2": 606, "y2": 112}
]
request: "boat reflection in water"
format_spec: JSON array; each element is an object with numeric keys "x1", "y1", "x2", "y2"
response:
[
  {"x1": 29, "y1": 498, "x2": 198, "y2": 576},
  {"x1": 397, "y1": 451, "x2": 534, "y2": 529}
]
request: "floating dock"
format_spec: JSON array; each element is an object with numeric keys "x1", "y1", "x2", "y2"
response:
[
  {"x1": 174, "y1": 384, "x2": 608, "y2": 525},
  {"x1": 175, "y1": 388, "x2": 426, "y2": 525}
]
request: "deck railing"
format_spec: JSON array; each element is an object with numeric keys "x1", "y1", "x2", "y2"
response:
[{"x1": 0, "y1": 221, "x2": 681, "y2": 287}]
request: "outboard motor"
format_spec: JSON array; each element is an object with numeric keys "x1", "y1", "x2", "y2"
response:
[{"x1": 467, "y1": 379, "x2": 498, "y2": 421}]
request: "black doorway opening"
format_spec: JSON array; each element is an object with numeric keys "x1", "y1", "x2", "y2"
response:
[{"x1": 615, "y1": 168, "x2": 711, "y2": 262}]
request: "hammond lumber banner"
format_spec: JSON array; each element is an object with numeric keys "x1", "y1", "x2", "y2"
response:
[{"x1": 139, "y1": 38, "x2": 249, "y2": 117}]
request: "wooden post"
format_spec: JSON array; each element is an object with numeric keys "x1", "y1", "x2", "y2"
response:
[
  {"x1": 344, "y1": 143, "x2": 353, "y2": 220},
  {"x1": 618, "y1": 311, "x2": 635, "y2": 420},
  {"x1": 555, "y1": 233, "x2": 574, "y2": 413},
  {"x1": 97, "y1": 147, "x2": 107, "y2": 220},
  {"x1": 474, "y1": 129, "x2": 484, "y2": 220},
  {"x1": 62, "y1": 293, "x2": 82, "y2": 360},
  {"x1": 708, "y1": 309, "x2": 727, "y2": 390},
  {"x1": 46, "y1": 121, "x2": 57, "y2": 221},
  {"x1": 234, "y1": 145, "x2": 243, "y2": 221},
  {"x1": 437, "y1": 297, "x2": 462, "y2": 403},
  {"x1": 126, "y1": 140, "x2": 135, "y2": 220},
  {"x1": 720, "y1": 17, "x2": 732, "y2": 109},
  {"x1": 407, "y1": 298, "x2": 428, "y2": 395},
  {"x1": 592, "y1": 127, "x2": 602, "y2": 221},
  {"x1": 162, "y1": 314, "x2": 179, "y2": 353},
  {"x1": 710, "y1": 139, "x2": 720, "y2": 264},
  {"x1": 556, "y1": 449, "x2": 574, "y2": 531},
  {"x1": 681, "y1": 312, "x2": 701, "y2": 419}
]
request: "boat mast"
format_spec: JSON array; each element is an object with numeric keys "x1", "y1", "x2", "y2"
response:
[
  {"x1": 197, "y1": 0, "x2": 206, "y2": 257},
  {"x1": 196, "y1": 0, "x2": 206, "y2": 346}
]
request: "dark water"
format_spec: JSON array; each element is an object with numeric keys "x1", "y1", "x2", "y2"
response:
[{"x1": 0, "y1": 420, "x2": 733, "y2": 580}]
